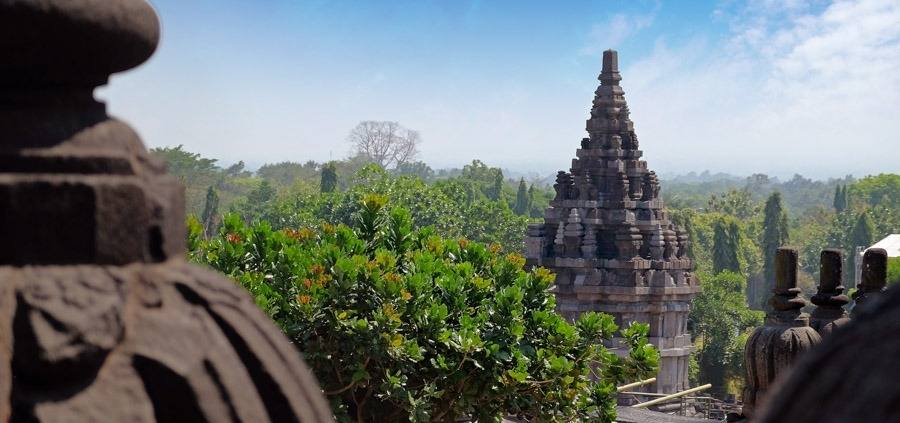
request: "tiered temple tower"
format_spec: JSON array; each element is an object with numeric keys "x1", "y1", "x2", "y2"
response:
[{"x1": 525, "y1": 50, "x2": 699, "y2": 393}]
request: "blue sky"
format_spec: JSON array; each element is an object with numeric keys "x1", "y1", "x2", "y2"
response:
[{"x1": 103, "y1": 0, "x2": 900, "y2": 178}]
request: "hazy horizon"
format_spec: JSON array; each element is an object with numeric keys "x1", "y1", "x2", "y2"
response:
[{"x1": 103, "y1": 0, "x2": 900, "y2": 180}]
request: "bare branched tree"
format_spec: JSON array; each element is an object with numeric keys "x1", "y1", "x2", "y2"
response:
[{"x1": 347, "y1": 121, "x2": 421, "y2": 169}]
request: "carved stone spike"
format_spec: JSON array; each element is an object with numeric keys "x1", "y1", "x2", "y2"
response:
[
  {"x1": 641, "y1": 171, "x2": 660, "y2": 201},
  {"x1": 675, "y1": 226, "x2": 690, "y2": 259},
  {"x1": 851, "y1": 248, "x2": 888, "y2": 317},
  {"x1": 0, "y1": 2, "x2": 333, "y2": 421},
  {"x1": 575, "y1": 174, "x2": 594, "y2": 201},
  {"x1": 600, "y1": 50, "x2": 622, "y2": 86},
  {"x1": 553, "y1": 171, "x2": 572, "y2": 201},
  {"x1": 629, "y1": 176, "x2": 643, "y2": 200},
  {"x1": 563, "y1": 209, "x2": 585, "y2": 257},
  {"x1": 809, "y1": 249, "x2": 850, "y2": 337},
  {"x1": 611, "y1": 172, "x2": 630, "y2": 201},
  {"x1": 647, "y1": 226, "x2": 665, "y2": 260},
  {"x1": 662, "y1": 226, "x2": 677, "y2": 259},
  {"x1": 741, "y1": 248, "x2": 821, "y2": 419},
  {"x1": 615, "y1": 226, "x2": 642, "y2": 259},
  {"x1": 554, "y1": 222, "x2": 566, "y2": 253}
]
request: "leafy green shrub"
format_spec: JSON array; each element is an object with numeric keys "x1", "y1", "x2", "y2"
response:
[
  {"x1": 888, "y1": 257, "x2": 900, "y2": 286},
  {"x1": 190, "y1": 195, "x2": 658, "y2": 422},
  {"x1": 251, "y1": 165, "x2": 532, "y2": 253},
  {"x1": 689, "y1": 271, "x2": 763, "y2": 395}
]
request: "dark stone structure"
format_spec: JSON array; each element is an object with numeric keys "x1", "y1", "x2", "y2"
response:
[
  {"x1": 755, "y1": 247, "x2": 895, "y2": 423},
  {"x1": 809, "y1": 249, "x2": 850, "y2": 337},
  {"x1": 740, "y1": 248, "x2": 821, "y2": 419},
  {"x1": 0, "y1": 1, "x2": 332, "y2": 422},
  {"x1": 525, "y1": 50, "x2": 699, "y2": 394},
  {"x1": 850, "y1": 248, "x2": 888, "y2": 317}
]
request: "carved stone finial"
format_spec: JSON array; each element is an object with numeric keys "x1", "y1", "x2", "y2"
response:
[
  {"x1": 0, "y1": 1, "x2": 333, "y2": 421},
  {"x1": 553, "y1": 171, "x2": 572, "y2": 201},
  {"x1": 851, "y1": 248, "x2": 888, "y2": 317},
  {"x1": 810, "y1": 249, "x2": 850, "y2": 336},
  {"x1": 741, "y1": 247, "x2": 821, "y2": 419},
  {"x1": 600, "y1": 49, "x2": 622, "y2": 86}
]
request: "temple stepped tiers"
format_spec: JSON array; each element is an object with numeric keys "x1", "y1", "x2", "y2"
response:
[{"x1": 525, "y1": 50, "x2": 700, "y2": 394}]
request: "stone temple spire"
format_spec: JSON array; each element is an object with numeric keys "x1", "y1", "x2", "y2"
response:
[
  {"x1": 525, "y1": 50, "x2": 698, "y2": 394},
  {"x1": 0, "y1": 1, "x2": 331, "y2": 421}
]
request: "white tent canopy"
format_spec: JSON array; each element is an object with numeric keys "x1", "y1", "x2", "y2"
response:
[{"x1": 867, "y1": 234, "x2": 900, "y2": 258}]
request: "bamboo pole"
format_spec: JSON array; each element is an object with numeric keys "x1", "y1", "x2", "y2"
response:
[
  {"x1": 630, "y1": 384, "x2": 713, "y2": 408},
  {"x1": 619, "y1": 391, "x2": 668, "y2": 397},
  {"x1": 616, "y1": 377, "x2": 656, "y2": 393}
]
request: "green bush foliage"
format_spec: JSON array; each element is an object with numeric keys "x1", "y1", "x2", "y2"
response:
[
  {"x1": 888, "y1": 257, "x2": 900, "y2": 286},
  {"x1": 189, "y1": 195, "x2": 658, "y2": 422},
  {"x1": 689, "y1": 271, "x2": 763, "y2": 395}
]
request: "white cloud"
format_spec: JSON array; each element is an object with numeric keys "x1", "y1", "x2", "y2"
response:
[
  {"x1": 580, "y1": 9, "x2": 657, "y2": 55},
  {"x1": 624, "y1": 0, "x2": 900, "y2": 178}
]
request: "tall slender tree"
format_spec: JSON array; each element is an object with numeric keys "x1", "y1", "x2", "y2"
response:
[
  {"x1": 200, "y1": 185, "x2": 219, "y2": 237},
  {"x1": 486, "y1": 169, "x2": 504, "y2": 201},
  {"x1": 514, "y1": 178, "x2": 528, "y2": 215},
  {"x1": 527, "y1": 184, "x2": 536, "y2": 217},
  {"x1": 833, "y1": 185, "x2": 844, "y2": 213},
  {"x1": 761, "y1": 192, "x2": 789, "y2": 307},
  {"x1": 713, "y1": 218, "x2": 742, "y2": 274},
  {"x1": 320, "y1": 162, "x2": 338, "y2": 193},
  {"x1": 848, "y1": 211, "x2": 876, "y2": 287}
]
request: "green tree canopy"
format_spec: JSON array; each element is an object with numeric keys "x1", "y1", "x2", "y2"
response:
[
  {"x1": 689, "y1": 271, "x2": 763, "y2": 396},
  {"x1": 189, "y1": 196, "x2": 658, "y2": 422},
  {"x1": 321, "y1": 162, "x2": 338, "y2": 193},
  {"x1": 514, "y1": 178, "x2": 529, "y2": 215},
  {"x1": 713, "y1": 218, "x2": 742, "y2": 274},
  {"x1": 200, "y1": 185, "x2": 219, "y2": 237},
  {"x1": 833, "y1": 184, "x2": 848, "y2": 213},
  {"x1": 762, "y1": 192, "x2": 789, "y2": 297},
  {"x1": 850, "y1": 211, "x2": 875, "y2": 249}
]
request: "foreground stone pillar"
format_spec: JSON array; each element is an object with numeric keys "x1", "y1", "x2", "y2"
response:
[
  {"x1": 755, "y1": 258, "x2": 900, "y2": 422},
  {"x1": 0, "y1": 1, "x2": 332, "y2": 422},
  {"x1": 740, "y1": 248, "x2": 821, "y2": 419},
  {"x1": 851, "y1": 248, "x2": 888, "y2": 317},
  {"x1": 809, "y1": 249, "x2": 850, "y2": 337}
]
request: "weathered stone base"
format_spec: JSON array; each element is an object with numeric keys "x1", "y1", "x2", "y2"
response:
[
  {"x1": 548, "y1": 261, "x2": 699, "y2": 393},
  {"x1": 0, "y1": 260, "x2": 332, "y2": 422}
]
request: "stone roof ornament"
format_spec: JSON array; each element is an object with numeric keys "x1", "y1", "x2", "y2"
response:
[
  {"x1": 600, "y1": 49, "x2": 622, "y2": 86},
  {"x1": 740, "y1": 247, "x2": 821, "y2": 419},
  {"x1": 809, "y1": 249, "x2": 850, "y2": 336},
  {"x1": 754, "y1": 275, "x2": 900, "y2": 422},
  {"x1": 851, "y1": 247, "x2": 888, "y2": 317},
  {"x1": 0, "y1": 1, "x2": 332, "y2": 421}
]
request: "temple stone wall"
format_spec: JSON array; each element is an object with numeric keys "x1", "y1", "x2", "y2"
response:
[{"x1": 525, "y1": 50, "x2": 700, "y2": 394}]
